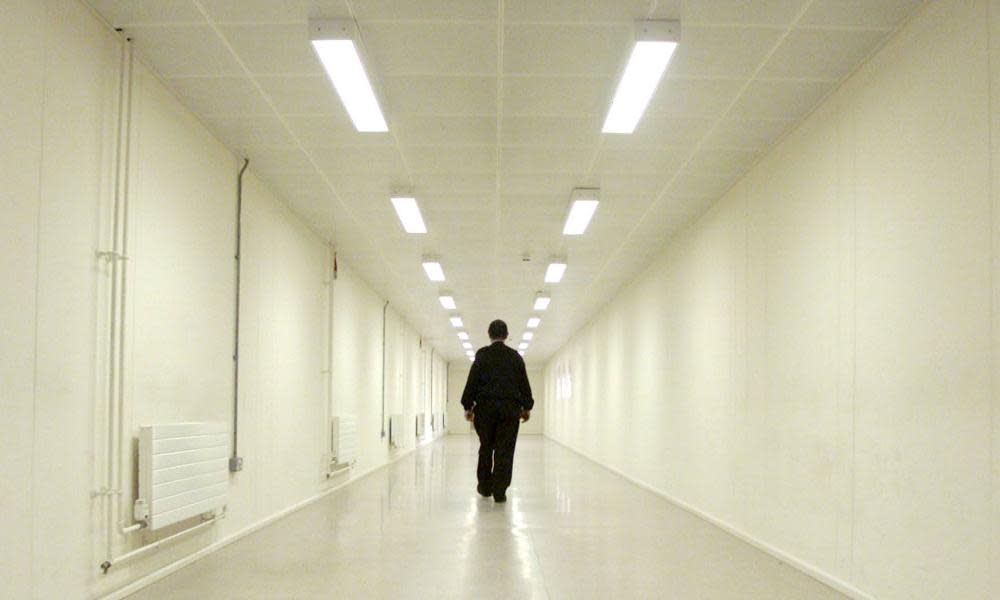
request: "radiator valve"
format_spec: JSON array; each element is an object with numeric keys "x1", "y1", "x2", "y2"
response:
[{"x1": 132, "y1": 498, "x2": 149, "y2": 523}]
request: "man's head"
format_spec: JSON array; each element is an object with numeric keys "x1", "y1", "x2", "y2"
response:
[{"x1": 488, "y1": 319, "x2": 508, "y2": 342}]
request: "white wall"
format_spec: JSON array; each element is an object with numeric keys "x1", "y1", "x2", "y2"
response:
[
  {"x1": 0, "y1": 1, "x2": 447, "y2": 598},
  {"x1": 546, "y1": 1, "x2": 1000, "y2": 599},
  {"x1": 447, "y1": 363, "x2": 544, "y2": 435}
]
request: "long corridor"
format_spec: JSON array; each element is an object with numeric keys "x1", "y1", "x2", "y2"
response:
[{"x1": 131, "y1": 436, "x2": 843, "y2": 599}]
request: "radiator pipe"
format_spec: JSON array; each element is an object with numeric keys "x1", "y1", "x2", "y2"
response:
[
  {"x1": 381, "y1": 300, "x2": 389, "y2": 438},
  {"x1": 101, "y1": 514, "x2": 219, "y2": 574},
  {"x1": 230, "y1": 158, "x2": 249, "y2": 471}
]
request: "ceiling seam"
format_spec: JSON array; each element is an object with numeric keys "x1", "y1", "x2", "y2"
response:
[
  {"x1": 187, "y1": 0, "x2": 435, "y2": 355},
  {"x1": 493, "y1": 0, "x2": 505, "y2": 335}
]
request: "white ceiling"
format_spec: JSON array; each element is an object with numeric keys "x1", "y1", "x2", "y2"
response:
[{"x1": 87, "y1": 0, "x2": 925, "y2": 365}]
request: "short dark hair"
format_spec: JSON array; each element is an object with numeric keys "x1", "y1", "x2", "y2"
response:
[{"x1": 488, "y1": 319, "x2": 508, "y2": 340}]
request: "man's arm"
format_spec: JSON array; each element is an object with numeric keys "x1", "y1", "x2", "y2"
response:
[
  {"x1": 517, "y1": 355, "x2": 534, "y2": 412},
  {"x1": 460, "y1": 354, "x2": 482, "y2": 411}
]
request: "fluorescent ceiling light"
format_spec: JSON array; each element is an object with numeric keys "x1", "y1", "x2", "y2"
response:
[
  {"x1": 439, "y1": 294, "x2": 456, "y2": 310},
  {"x1": 450, "y1": 316, "x2": 464, "y2": 328},
  {"x1": 309, "y1": 21, "x2": 388, "y2": 133},
  {"x1": 390, "y1": 196, "x2": 426, "y2": 234},
  {"x1": 527, "y1": 317, "x2": 541, "y2": 329},
  {"x1": 518, "y1": 342, "x2": 528, "y2": 350},
  {"x1": 602, "y1": 21, "x2": 680, "y2": 134},
  {"x1": 422, "y1": 260, "x2": 445, "y2": 282},
  {"x1": 534, "y1": 294, "x2": 551, "y2": 311},
  {"x1": 545, "y1": 262, "x2": 567, "y2": 283},
  {"x1": 469, "y1": 356, "x2": 475, "y2": 362},
  {"x1": 522, "y1": 332, "x2": 534, "y2": 341},
  {"x1": 457, "y1": 332, "x2": 469, "y2": 341},
  {"x1": 563, "y1": 189, "x2": 600, "y2": 235},
  {"x1": 462, "y1": 342, "x2": 472, "y2": 350},
  {"x1": 518, "y1": 350, "x2": 525, "y2": 356}
]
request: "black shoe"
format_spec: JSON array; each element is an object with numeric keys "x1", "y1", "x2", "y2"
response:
[
  {"x1": 477, "y1": 483, "x2": 491, "y2": 497},
  {"x1": 493, "y1": 493, "x2": 507, "y2": 503}
]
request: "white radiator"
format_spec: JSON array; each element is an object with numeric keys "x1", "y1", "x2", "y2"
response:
[
  {"x1": 415, "y1": 413, "x2": 426, "y2": 437},
  {"x1": 331, "y1": 416, "x2": 358, "y2": 466},
  {"x1": 388, "y1": 414, "x2": 404, "y2": 449},
  {"x1": 136, "y1": 422, "x2": 229, "y2": 531}
]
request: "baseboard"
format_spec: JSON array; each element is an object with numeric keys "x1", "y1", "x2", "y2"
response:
[
  {"x1": 101, "y1": 432, "x2": 445, "y2": 600},
  {"x1": 544, "y1": 435, "x2": 875, "y2": 600}
]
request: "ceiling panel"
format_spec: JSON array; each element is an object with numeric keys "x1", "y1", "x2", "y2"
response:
[
  {"x1": 503, "y1": 0, "x2": 682, "y2": 24},
  {"x1": 503, "y1": 24, "x2": 632, "y2": 76},
  {"x1": 257, "y1": 75, "x2": 341, "y2": 115},
  {"x1": 503, "y1": 76, "x2": 613, "y2": 116},
  {"x1": 198, "y1": 0, "x2": 349, "y2": 24},
  {"x1": 730, "y1": 79, "x2": 835, "y2": 120},
  {"x1": 683, "y1": 0, "x2": 808, "y2": 26},
  {"x1": 167, "y1": 76, "x2": 271, "y2": 115},
  {"x1": 760, "y1": 28, "x2": 889, "y2": 81},
  {"x1": 88, "y1": 0, "x2": 203, "y2": 25},
  {"x1": 800, "y1": 0, "x2": 925, "y2": 29},
  {"x1": 383, "y1": 76, "x2": 496, "y2": 115},
  {"x1": 128, "y1": 25, "x2": 243, "y2": 76},
  {"x1": 668, "y1": 26, "x2": 784, "y2": 79},
  {"x1": 219, "y1": 23, "x2": 324, "y2": 75},
  {"x1": 360, "y1": 23, "x2": 497, "y2": 75}
]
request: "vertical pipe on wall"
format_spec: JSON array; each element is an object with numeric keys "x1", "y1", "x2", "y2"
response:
[
  {"x1": 114, "y1": 37, "x2": 136, "y2": 531},
  {"x1": 381, "y1": 300, "x2": 389, "y2": 438},
  {"x1": 100, "y1": 33, "x2": 128, "y2": 569},
  {"x1": 230, "y1": 158, "x2": 249, "y2": 472}
]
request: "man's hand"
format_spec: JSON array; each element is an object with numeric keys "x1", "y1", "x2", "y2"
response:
[
  {"x1": 520, "y1": 410, "x2": 531, "y2": 423},
  {"x1": 465, "y1": 409, "x2": 475, "y2": 422}
]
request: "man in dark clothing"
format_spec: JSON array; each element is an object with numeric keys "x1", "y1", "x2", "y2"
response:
[{"x1": 460, "y1": 319, "x2": 533, "y2": 503}]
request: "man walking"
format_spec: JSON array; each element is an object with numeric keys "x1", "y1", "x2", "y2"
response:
[{"x1": 461, "y1": 319, "x2": 533, "y2": 503}]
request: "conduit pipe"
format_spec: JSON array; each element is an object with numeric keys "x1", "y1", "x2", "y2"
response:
[
  {"x1": 230, "y1": 158, "x2": 249, "y2": 472},
  {"x1": 381, "y1": 300, "x2": 389, "y2": 438},
  {"x1": 101, "y1": 514, "x2": 220, "y2": 573}
]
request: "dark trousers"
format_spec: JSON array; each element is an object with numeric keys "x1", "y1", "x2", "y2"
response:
[{"x1": 473, "y1": 398, "x2": 521, "y2": 496}]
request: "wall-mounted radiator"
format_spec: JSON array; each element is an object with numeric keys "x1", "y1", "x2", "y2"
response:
[
  {"x1": 135, "y1": 422, "x2": 230, "y2": 531},
  {"x1": 388, "y1": 414, "x2": 404, "y2": 449},
  {"x1": 330, "y1": 416, "x2": 358, "y2": 468},
  {"x1": 415, "y1": 413, "x2": 426, "y2": 438}
]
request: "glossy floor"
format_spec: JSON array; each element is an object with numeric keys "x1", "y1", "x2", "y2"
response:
[{"x1": 130, "y1": 436, "x2": 845, "y2": 599}]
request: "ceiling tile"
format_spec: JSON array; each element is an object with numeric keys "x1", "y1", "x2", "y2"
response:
[
  {"x1": 403, "y1": 146, "x2": 497, "y2": 174},
  {"x1": 219, "y1": 23, "x2": 322, "y2": 74},
  {"x1": 503, "y1": 24, "x2": 631, "y2": 76},
  {"x1": 383, "y1": 76, "x2": 496, "y2": 114},
  {"x1": 257, "y1": 75, "x2": 341, "y2": 114},
  {"x1": 668, "y1": 26, "x2": 784, "y2": 79},
  {"x1": 760, "y1": 28, "x2": 888, "y2": 81},
  {"x1": 199, "y1": 0, "x2": 349, "y2": 24},
  {"x1": 359, "y1": 22, "x2": 497, "y2": 75},
  {"x1": 245, "y1": 146, "x2": 312, "y2": 173},
  {"x1": 88, "y1": 0, "x2": 203, "y2": 25},
  {"x1": 500, "y1": 146, "x2": 594, "y2": 175},
  {"x1": 501, "y1": 116, "x2": 601, "y2": 146},
  {"x1": 351, "y1": 0, "x2": 497, "y2": 20},
  {"x1": 128, "y1": 25, "x2": 243, "y2": 77},
  {"x1": 503, "y1": 76, "x2": 613, "y2": 116},
  {"x1": 167, "y1": 76, "x2": 271, "y2": 115},
  {"x1": 393, "y1": 115, "x2": 497, "y2": 146},
  {"x1": 412, "y1": 172, "x2": 496, "y2": 195},
  {"x1": 314, "y1": 146, "x2": 406, "y2": 175},
  {"x1": 593, "y1": 145, "x2": 685, "y2": 175},
  {"x1": 703, "y1": 118, "x2": 795, "y2": 149},
  {"x1": 729, "y1": 79, "x2": 834, "y2": 120},
  {"x1": 686, "y1": 147, "x2": 762, "y2": 177},
  {"x1": 201, "y1": 115, "x2": 298, "y2": 149},
  {"x1": 669, "y1": 171, "x2": 739, "y2": 199},
  {"x1": 683, "y1": 0, "x2": 807, "y2": 25},
  {"x1": 800, "y1": 0, "x2": 924, "y2": 29},
  {"x1": 503, "y1": 0, "x2": 682, "y2": 23},
  {"x1": 604, "y1": 114, "x2": 713, "y2": 148},
  {"x1": 647, "y1": 77, "x2": 746, "y2": 118},
  {"x1": 500, "y1": 173, "x2": 579, "y2": 196},
  {"x1": 285, "y1": 114, "x2": 395, "y2": 147}
]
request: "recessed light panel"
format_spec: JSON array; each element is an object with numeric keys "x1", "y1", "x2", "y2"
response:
[
  {"x1": 390, "y1": 196, "x2": 427, "y2": 234},
  {"x1": 439, "y1": 294, "x2": 456, "y2": 310},
  {"x1": 522, "y1": 332, "x2": 534, "y2": 341},
  {"x1": 527, "y1": 317, "x2": 541, "y2": 329},
  {"x1": 545, "y1": 262, "x2": 567, "y2": 283},
  {"x1": 458, "y1": 332, "x2": 469, "y2": 341},
  {"x1": 450, "y1": 316, "x2": 464, "y2": 328},
  {"x1": 310, "y1": 21, "x2": 388, "y2": 133},
  {"x1": 422, "y1": 260, "x2": 445, "y2": 282},
  {"x1": 602, "y1": 21, "x2": 680, "y2": 134},
  {"x1": 563, "y1": 189, "x2": 601, "y2": 235},
  {"x1": 534, "y1": 294, "x2": 551, "y2": 311}
]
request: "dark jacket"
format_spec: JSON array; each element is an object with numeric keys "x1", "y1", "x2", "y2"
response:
[{"x1": 460, "y1": 341, "x2": 534, "y2": 412}]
